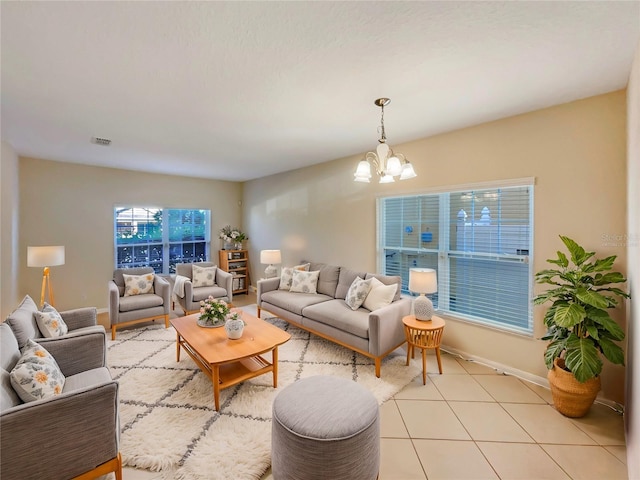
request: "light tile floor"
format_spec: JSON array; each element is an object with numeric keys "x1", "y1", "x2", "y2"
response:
[{"x1": 106, "y1": 293, "x2": 628, "y2": 480}]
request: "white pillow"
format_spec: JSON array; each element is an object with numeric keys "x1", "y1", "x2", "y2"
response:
[
  {"x1": 363, "y1": 277, "x2": 397, "y2": 311},
  {"x1": 123, "y1": 273, "x2": 155, "y2": 296},
  {"x1": 345, "y1": 277, "x2": 373, "y2": 310},
  {"x1": 35, "y1": 304, "x2": 68, "y2": 338},
  {"x1": 278, "y1": 263, "x2": 311, "y2": 291},
  {"x1": 290, "y1": 269, "x2": 320, "y2": 294},
  {"x1": 10, "y1": 339, "x2": 65, "y2": 402},
  {"x1": 192, "y1": 264, "x2": 217, "y2": 288}
]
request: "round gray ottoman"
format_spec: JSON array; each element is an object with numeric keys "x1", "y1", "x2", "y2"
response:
[{"x1": 271, "y1": 375, "x2": 380, "y2": 480}]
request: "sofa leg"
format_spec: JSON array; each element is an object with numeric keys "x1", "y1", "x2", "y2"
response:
[
  {"x1": 375, "y1": 358, "x2": 381, "y2": 378},
  {"x1": 111, "y1": 325, "x2": 117, "y2": 341},
  {"x1": 164, "y1": 314, "x2": 169, "y2": 329}
]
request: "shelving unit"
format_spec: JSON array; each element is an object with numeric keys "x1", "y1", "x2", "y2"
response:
[{"x1": 218, "y1": 249, "x2": 250, "y2": 295}]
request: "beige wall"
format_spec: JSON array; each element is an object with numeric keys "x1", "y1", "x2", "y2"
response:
[
  {"x1": 1, "y1": 142, "x2": 20, "y2": 318},
  {"x1": 244, "y1": 91, "x2": 628, "y2": 403},
  {"x1": 625, "y1": 41, "x2": 639, "y2": 480},
  {"x1": 18, "y1": 158, "x2": 243, "y2": 311}
]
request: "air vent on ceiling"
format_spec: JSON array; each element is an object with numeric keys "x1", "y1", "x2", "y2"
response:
[{"x1": 91, "y1": 137, "x2": 112, "y2": 146}]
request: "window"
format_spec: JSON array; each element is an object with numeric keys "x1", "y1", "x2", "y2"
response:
[
  {"x1": 378, "y1": 179, "x2": 534, "y2": 334},
  {"x1": 114, "y1": 207, "x2": 210, "y2": 274}
]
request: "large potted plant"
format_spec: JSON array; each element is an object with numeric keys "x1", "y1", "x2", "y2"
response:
[{"x1": 534, "y1": 236, "x2": 629, "y2": 417}]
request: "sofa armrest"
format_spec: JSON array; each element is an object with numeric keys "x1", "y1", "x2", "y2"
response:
[
  {"x1": 60, "y1": 307, "x2": 97, "y2": 331},
  {"x1": 367, "y1": 296, "x2": 412, "y2": 356},
  {"x1": 154, "y1": 275, "x2": 171, "y2": 313},
  {"x1": 37, "y1": 327, "x2": 107, "y2": 375},
  {"x1": 0, "y1": 378, "x2": 119, "y2": 480},
  {"x1": 108, "y1": 280, "x2": 120, "y2": 325},
  {"x1": 216, "y1": 269, "x2": 233, "y2": 303},
  {"x1": 257, "y1": 277, "x2": 280, "y2": 307}
]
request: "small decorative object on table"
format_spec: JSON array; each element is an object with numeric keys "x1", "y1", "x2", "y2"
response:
[
  {"x1": 197, "y1": 296, "x2": 230, "y2": 328},
  {"x1": 219, "y1": 225, "x2": 248, "y2": 250},
  {"x1": 224, "y1": 311, "x2": 245, "y2": 339}
]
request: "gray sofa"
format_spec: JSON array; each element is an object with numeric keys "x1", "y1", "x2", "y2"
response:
[
  {"x1": 1, "y1": 297, "x2": 121, "y2": 479},
  {"x1": 257, "y1": 262, "x2": 411, "y2": 377}
]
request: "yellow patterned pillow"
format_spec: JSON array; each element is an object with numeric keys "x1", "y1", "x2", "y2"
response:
[
  {"x1": 35, "y1": 304, "x2": 68, "y2": 338},
  {"x1": 10, "y1": 339, "x2": 66, "y2": 402},
  {"x1": 123, "y1": 273, "x2": 155, "y2": 297}
]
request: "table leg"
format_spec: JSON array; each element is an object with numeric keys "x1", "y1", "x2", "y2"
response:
[
  {"x1": 176, "y1": 333, "x2": 181, "y2": 362},
  {"x1": 213, "y1": 365, "x2": 220, "y2": 411},
  {"x1": 436, "y1": 346, "x2": 443, "y2": 374},
  {"x1": 406, "y1": 344, "x2": 411, "y2": 366},
  {"x1": 273, "y1": 347, "x2": 279, "y2": 388},
  {"x1": 421, "y1": 348, "x2": 427, "y2": 385}
]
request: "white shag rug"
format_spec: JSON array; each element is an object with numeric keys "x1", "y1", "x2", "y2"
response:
[{"x1": 107, "y1": 305, "x2": 420, "y2": 480}]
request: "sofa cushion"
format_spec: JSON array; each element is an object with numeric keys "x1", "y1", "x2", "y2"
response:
[
  {"x1": 118, "y1": 293, "x2": 164, "y2": 312},
  {"x1": 1, "y1": 367, "x2": 21, "y2": 410},
  {"x1": 192, "y1": 264, "x2": 217, "y2": 288},
  {"x1": 302, "y1": 299, "x2": 370, "y2": 339},
  {"x1": 291, "y1": 270, "x2": 320, "y2": 294},
  {"x1": 365, "y1": 273, "x2": 402, "y2": 302},
  {"x1": 35, "y1": 304, "x2": 69, "y2": 338},
  {"x1": 192, "y1": 285, "x2": 229, "y2": 302},
  {"x1": 261, "y1": 290, "x2": 331, "y2": 316},
  {"x1": 5, "y1": 294, "x2": 40, "y2": 348},
  {"x1": 0, "y1": 322, "x2": 21, "y2": 372},
  {"x1": 279, "y1": 263, "x2": 311, "y2": 291},
  {"x1": 10, "y1": 339, "x2": 65, "y2": 402},
  {"x1": 345, "y1": 277, "x2": 373, "y2": 310},
  {"x1": 63, "y1": 366, "x2": 112, "y2": 393},
  {"x1": 363, "y1": 277, "x2": 398, "y2": 311},
  {"x1": 336, "y1": 268, "x2": 368, "y2": 300},
  {"x1": 315, "y1": 264, "x2": 341, "y2": 298},
  {"x1": 123, "y1": 273, "x2": 155, "y2": 296}
]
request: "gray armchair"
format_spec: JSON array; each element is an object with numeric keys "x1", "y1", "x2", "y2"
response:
[
  {"x1": 0, "y1": 321, "x2": 121, "y2": 480},
  {"x1": 109, "y1": 267, "x2": 170, "y2": 340},
  {"x1": 174, "y1": 262, "x2": 233, "y2": 315}
]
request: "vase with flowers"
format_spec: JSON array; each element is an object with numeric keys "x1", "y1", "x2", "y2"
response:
[
  {"x1": 219, "y1": 225, "x2": 248, "y2": 250},
  {"x1": 224, "y1": 311, "x2": 245, "y2": 339},
  {"x1": 197, "y1": 296, "x2": 230, "y2": 328}
]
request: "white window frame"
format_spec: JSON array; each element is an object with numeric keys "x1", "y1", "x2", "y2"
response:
[
  {"x1": 114, "y1": 206, "x2": 211, "y2": 274},
  {"x1": 377, "y1": 177, "x2": 535, "y2": 335}
]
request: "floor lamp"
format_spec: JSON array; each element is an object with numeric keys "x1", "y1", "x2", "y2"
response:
[{"x1": 28, "y1": 246, "x2": 65, "y2": 308}]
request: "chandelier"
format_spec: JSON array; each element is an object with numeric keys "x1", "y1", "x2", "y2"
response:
[{"x1": 354, "y1": 98, "x2": 417, "y2": 183}]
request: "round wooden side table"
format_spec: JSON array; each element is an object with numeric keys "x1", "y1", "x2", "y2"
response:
[{"x1": 402, "y1": 315, "x2": 445, "y2": 385}]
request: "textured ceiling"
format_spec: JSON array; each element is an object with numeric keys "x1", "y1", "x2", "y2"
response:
[{"x1": 1, "y1": 1, "x2": 639, "y2": 181}]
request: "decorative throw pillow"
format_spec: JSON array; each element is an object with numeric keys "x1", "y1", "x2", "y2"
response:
[
  {"x1": 192, "y1": 264, "x2": 217, "y2": 288},
  {"x1": 363, "y1": 277, "x2": 398, "y2": 311},
  {"x1": 35, "y1": 304, "x2": 68, "y2": 338},
  {"x1": 290, "y1": 269, "x2": 320, "y2": 294},
  {"x1": 278, "y1": 263, "x2": 311, "y2": 291},
  {"x1": 10, "y1": 339, "x2": 65, "y2": 402},
  {"x1": 123, "y1": 273, "x2": 155, "y2": 296},
  {"x1": 345, "y1": 276, "x2": 373, "y2": 310}
]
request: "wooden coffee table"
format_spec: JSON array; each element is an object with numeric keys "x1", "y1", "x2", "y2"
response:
[{"x1": 170, "y1": 310, "x2": 291, "y2": 410}]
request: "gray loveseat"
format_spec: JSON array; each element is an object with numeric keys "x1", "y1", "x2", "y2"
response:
[
  {"x1": 257, "y1": 262, "x2": 411, "y2": 377},
  {"x1": 1, "y1": 297, "x2": 121, "y2": 479}
]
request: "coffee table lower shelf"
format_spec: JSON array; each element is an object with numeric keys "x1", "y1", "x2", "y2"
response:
[{"x1": 177, "y1": 336, "x2": 278, "y2": 410}]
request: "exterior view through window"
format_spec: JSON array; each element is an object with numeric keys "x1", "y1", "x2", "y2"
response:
[
  {"x1": 378, "y1": 181, "x2": 533, "y2": 333},
  {"x1": 114, "y1": 207, "x2": 210, "y2": 273}
]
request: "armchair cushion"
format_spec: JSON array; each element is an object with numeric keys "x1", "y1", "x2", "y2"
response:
[
  {"x1": 118, "y1": 293, "x2": 164, "y2": 312},
  {"x1": 5, "y1": 295, "x2": 40, "y2": 348},
  {"x1": 35, "y1": 304, "x2": 68, "y2": 338},
  {"x1": 10, "y1": 339, "x2": 65, "y2": 402},
  {"x1": 123, "y1": 272, "x2": 155, "y2": 296},
  {"x1": 193, "y1": 264, "x2": 217, "y2": 287}
]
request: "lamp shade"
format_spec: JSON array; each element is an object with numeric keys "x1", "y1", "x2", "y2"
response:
[
  {"x1": 27, "y1": 246, "x2": 65, "y2": 267},
  {"x1": 260, "y1": 249, "x2": 282, "y2": 265},
  {"x1": 409, "y1": 268, "x2": 437, "y2": 294}
]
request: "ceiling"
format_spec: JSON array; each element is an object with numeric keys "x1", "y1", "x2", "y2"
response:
[{"x1": 2, "y1": 2, "x2": 639, "y2": 182}]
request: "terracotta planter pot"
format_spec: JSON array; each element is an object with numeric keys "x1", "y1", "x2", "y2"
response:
[{"x1": 547, "y1": 358, "x2": 601, "y2": 418}]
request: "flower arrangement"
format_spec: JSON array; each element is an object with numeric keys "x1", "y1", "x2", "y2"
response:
[
  {"x1": 219, "y1": 225, "x2": 248, "y2": 243},
  {"x1": 199, "y1": 296, "x2": 230, "y2": 326}
]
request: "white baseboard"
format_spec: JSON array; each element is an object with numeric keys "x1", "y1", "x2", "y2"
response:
[{"x1": 441, "y1": 344, "x2": 624, "y2": 414}]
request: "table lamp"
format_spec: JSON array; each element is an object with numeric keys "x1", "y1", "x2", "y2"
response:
[
  {"x1": 409, "y1": 268, "x2": 437, "y2": 321},
  {"x1": 260, "y1": 249, "x2": 282, "y2": 279},
  {"x1": 28, "y1": 245, "x2": 65, "y2": 307}
]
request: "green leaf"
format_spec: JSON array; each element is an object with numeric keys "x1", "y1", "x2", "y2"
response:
[
  {"x1": 597, "y1": 287, "x2": 630, "y2": 299},
  {"x1": 553, "y1": 302, "x2": 586, "y2": 328},
  {"x1": 598, "y1": 337, "x2": 625, "y2": 365},
  {"x1": 564, "y1": 334, "x2": 603, "y2": 382},
  {"x1": 592, "y1": 256, "x2": 617, "y2": 272},
  {"x1": 590, "y1": 312, "x2": 625, "y2": 341},
  {"x1": 594, "y1": 272, "x2": 626, "y2": 285},
  {"x1": 585, "y1": 323, "x2": 600, "y2": 340},
  {"x1": 560, "y1": 236, "x2": 595, "y2": 266},
  {"x1": 575, "y1": 287, "x2": 609, "y2": 309},
  {"x1": 544, "y1": 339, "x2": 566, "y2": 369}
]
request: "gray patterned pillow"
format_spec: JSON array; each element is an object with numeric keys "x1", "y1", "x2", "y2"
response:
[
  {"x1": 290, "y1": 269, "x2": 320, "y2": 294},
  {"x1": 278, "y1": 263, "x2": 311, "y2": 291},
  {"x1": 345, "y1": 276, "x2": 373, "y2": 310},
  {"x1": 35, "y1": 304, "x2": 68, "y2": 338},
  {"x1": 123, "y1": 273, "x2": 155, "y2": 296},
  {"x1": 193, "y1": 264, "x2": 217, "y2": 288},
  {"x1": 10, "y1": 339, "x2": 65, "y2": 402}
]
